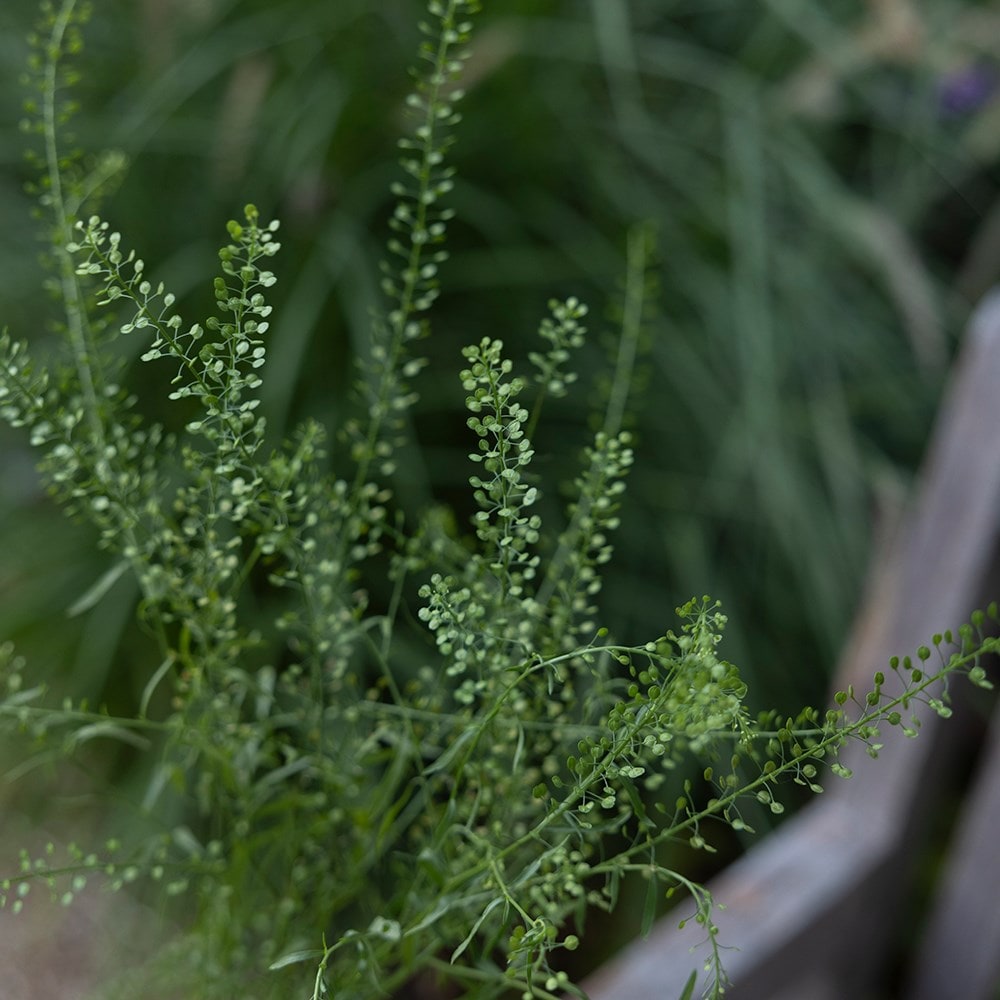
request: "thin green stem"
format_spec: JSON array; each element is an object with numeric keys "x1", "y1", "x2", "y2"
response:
[
  {"x1": 352, "y1": 0, "x2": 469, "y2": 496},
  {"x1": 43, "y1": 0, "x2": 106, "y2": 456},
  {"x1": 603, "y1": 224, "x2": 651, "y2": 440}
]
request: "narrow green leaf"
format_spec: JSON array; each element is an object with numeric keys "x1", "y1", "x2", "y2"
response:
[
  {"x1": 66, "y1": 560, "x2": 129, "y2": 617},
  {"x1": 422, "y1": 726, "x2": 477, "y2": 776},
  {"x1": 404, "y1": 896, "x2": 454, "y2": 936},
  {"x1": 676, "y1": 969, "x2": 698, "y2": 1000},
  {"x1": 0, "y1": 685, "x2": 46, "y2": 708},
  {"x1": 67, "y1": 721, "x2": 149, "y2": 751},
  {"x1": 139, "y1": 656, "x2": 173, "y2": 718},
  {"x1": 641, "y1": 872, "x2": 658, "y2": 938},
  {"x1": 269, "y1": 948, "x2": 323, "y2": 971},
  {"x1": 451, "y1": 896, "x2": 503, "y2": 963}
]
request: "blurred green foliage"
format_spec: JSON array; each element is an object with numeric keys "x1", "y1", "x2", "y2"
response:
[
  {"x1": 2, "y1": 0, "x2": 998, "y2": 750},
  {"x1": 2, "y1": 1, "x2": 1000, "y2": 992}
]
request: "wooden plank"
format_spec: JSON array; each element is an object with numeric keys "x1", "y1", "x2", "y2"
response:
[
  {"x1": 579, "y1": 795, "x2": 898, "y2": 1000},
  {"x1": 581, "y1": 290, "x2": 1000, "y2": 1000},
  {"x1": 904, "y1": 696, "x2": 1000, "y2": 1000}
]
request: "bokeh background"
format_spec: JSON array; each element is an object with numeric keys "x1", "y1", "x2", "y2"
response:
[{"x1": 1, "y1": 0, "x2": 999, "y2": 993}]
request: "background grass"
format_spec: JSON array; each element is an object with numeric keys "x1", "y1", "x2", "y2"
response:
[{"x1": 1, "y1": 0, "x2": 999, "y2": 986}]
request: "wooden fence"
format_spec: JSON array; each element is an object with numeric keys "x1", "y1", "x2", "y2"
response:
[{"x1": 582, "y1": 290, "x2": 1000, "y2": 1000}]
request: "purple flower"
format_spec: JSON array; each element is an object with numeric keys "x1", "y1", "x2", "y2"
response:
[{"x1": 938, "y1": 64, "x2": 998, "y2": 117}]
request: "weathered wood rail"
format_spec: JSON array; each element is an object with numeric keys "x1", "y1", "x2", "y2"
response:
[{"x1": 582, "y1": 289, "x2": 1000, "y2": 1000}]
